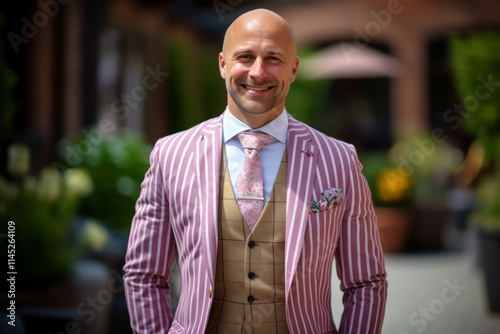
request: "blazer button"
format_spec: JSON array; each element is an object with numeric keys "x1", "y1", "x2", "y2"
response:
[
  {"x1": 248, "y1": 240, "x2": 256, "y2": 249},
  {"x1": 247, "y1": 295, "x2": 255, "y2": 304},
  {"x1": 248, "y1": 272, "x2": 256, "y2": 280}
]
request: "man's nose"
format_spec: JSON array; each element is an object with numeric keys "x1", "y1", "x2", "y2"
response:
[{"x1": 248, "y1": 58, "x2": 267, "y2": 80}]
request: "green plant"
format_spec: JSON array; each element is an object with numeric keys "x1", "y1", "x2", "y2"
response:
[
  {"x1": 286, "y1": 48, "x2": 330, "y2": 126},
  {"x1": 167, "y1": 37, "x2": 225, "y2": 132},
  {"x1": 390, "y1": 134, "x2": 463, "y2": 208},
  {"x1": 449, "y1": 30, "x2": 500, "y2": 230},
  {"x1": 474, "y1": 173, "x2": 500, "y2": 232},
  {"x1": 63, "y1": 129, "x2": 152, "y2": 231},
  {"x1": 0, "y1": 144, "x2": 92, "y2": 285},
  {"x1": 449, "y1": 31, "x2": 500, "y2": 164}
]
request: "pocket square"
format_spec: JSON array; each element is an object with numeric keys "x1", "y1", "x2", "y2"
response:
[{"x1": 309, "y1": 188, "x2": 343, "y2": 214}]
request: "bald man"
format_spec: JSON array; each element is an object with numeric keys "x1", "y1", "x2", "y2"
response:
[{"x1": 124, "y1": 8, "x2": 387, "y2": 334}]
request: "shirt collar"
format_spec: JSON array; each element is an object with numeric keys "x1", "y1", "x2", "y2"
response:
[{"x1": 223, "y1": 107, "x2": 288, "y2": 144}]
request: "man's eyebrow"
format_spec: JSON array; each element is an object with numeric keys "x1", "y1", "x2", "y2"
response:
[
  {"x1": 232, "y1": 48, "x2": 285, "y2": 57},
  {"x1": 266, "y1": 50, "x2": 286, "y2": 56},
  {"x1": 232, "y1": 48, "x2": 254, "y2": 56}
]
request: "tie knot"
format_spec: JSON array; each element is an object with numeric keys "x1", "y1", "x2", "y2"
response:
[{"x1": 237, "y1": 132, "x2": 272, "y2": 152}]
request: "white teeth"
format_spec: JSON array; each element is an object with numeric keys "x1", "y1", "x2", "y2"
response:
[{"x1": 246, "y1": 85, "x2": 269, "y2": 91}]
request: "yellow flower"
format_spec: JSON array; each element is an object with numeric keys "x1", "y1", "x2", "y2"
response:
[{"x1": 377, "y1": 168, "x2": 412, "y2": 203}]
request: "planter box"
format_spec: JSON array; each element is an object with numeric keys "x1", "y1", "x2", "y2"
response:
[
  {"x1": 409, "y1": 206, "x2": 450, "y2": 251},
  {"x1": 375, "y1": 207, "x2": 412, "y2": 253},
  {"x1": 478, "y1": 229, "x2": 500, "y2": 313}
]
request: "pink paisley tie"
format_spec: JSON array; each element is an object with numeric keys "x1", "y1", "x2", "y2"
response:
[{"x1": 237, "y1": 132, "x2": 272, "y2": 230}]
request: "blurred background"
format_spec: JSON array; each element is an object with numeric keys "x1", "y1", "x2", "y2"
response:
[{"x1": 0, "y1": 0, "x2": 499, "y2": 333}]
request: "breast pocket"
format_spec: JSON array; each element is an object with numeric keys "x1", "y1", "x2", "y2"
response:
[{"x1": 168, "y1": 320, "x2": 185, "y2": 334}]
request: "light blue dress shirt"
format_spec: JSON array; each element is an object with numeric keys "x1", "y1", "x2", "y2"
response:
[{"x1": 223, "y1": 107, "x2": 288, "y2": 204}]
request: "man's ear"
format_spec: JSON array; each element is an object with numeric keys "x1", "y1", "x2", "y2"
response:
[
  {"x1": 218, "y1": 52, "x2": 226, "y2": 79},
  {"x1": 290, "y1": 56, "x2": 300, "y2": 83}
]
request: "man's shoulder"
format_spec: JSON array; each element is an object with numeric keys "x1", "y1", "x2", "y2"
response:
[
  {"x1": 287, "y1": 115, "x2": 354, "y2": 151},
  {"x1": 155, "y1": 114, "x2": 223, "y2": 147}
]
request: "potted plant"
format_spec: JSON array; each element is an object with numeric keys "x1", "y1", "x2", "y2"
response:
[
  {"x1": 0, "y1": 143, "x2": 92, "y2": 304},
  {"x1": 62, "y1": 129, "x2": 152, "y2": 232},
  {"x1": 361, "y1": 150, "x2": 414, "y2": 253},
  {"x1": 449, "y1": 30, "x2": 500, "y2": 313},
  {"x1": 394, "y1": 136, "x2": 463, "y2": 251}
]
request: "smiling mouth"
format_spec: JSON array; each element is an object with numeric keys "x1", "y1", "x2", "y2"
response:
[{"x1": 243, "y1": 84, "x2": 272, "y2": 91}]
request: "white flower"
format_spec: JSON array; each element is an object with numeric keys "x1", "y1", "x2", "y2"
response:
[
  {"x1": 7, "y1": 144, "x2": 30, "y2": 177},
  {"x1": 37, "y1": 167, "x2": 61, "y2": 201},
  {"x1": 64, "y1": 168, "x2": 93, "y2": 197},
  {"x1": 80, "y1": 219, "x2": 109, "y2": 251}
]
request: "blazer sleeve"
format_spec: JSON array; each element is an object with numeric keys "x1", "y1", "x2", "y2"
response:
[
  {"x1": 123, "y1": 139, "x2": 177, "y2": 333},
  {"x1": 335, "y1": 144, "x2": 388, "y2": 334}
]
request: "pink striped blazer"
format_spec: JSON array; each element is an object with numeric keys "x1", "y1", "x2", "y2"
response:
[{"x1": 123, "y1": 113, "x2": 387, "y2": 333}]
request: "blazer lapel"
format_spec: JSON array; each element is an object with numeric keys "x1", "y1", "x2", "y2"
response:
[
  {"x1": 195, "y1": 117, "x2": 223, "y2": 286},
  {"x1": 284, "y1": 116, "x2": 319, "y2": 298},
  {"x1": 193, "y1": 114, "x2": 319, "y2": 296}
]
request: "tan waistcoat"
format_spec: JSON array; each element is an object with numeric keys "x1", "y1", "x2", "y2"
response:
[{"x1": 206, "y1": 149, "x2": 288, "y2": 334}]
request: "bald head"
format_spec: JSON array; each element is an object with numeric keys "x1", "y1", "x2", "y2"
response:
[
  {"x1": 222, "y1": 9, "x2": 297, "y2": 57},
  {"x1": 218, "y1": 8, "x2": 300, "y2": 128}
]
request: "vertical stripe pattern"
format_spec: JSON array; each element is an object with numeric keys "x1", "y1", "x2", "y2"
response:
[
  {"x1": 123, "y1": 113, "x2": 387, "y2": 334},
  {"x1": 285, "y1": 119, "x2": 387, "y2": 334}
]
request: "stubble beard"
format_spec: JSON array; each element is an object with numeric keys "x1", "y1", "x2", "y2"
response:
[{"x1": 227, "y1": 83, "x2": 281, "y2": 116}]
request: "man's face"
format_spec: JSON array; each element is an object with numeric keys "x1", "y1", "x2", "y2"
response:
[{"x1": 219, "y1": 13, "x2": 299, "y2": 127}]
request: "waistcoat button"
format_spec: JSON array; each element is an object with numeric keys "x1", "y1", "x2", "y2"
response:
[
  {"x1": 248, "y1": 240, "x2": 256, "y2": 248},
  {"x1": 248, "y1": 272, "x2": 256, "y2": 279},
  {"x1": 247, "y1": 295, "x2": 255, "y2": 304}
]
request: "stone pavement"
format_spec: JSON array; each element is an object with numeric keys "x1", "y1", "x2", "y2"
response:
[{"x1": 331, "y1": 250, "x2": 500, "y2": 333}]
